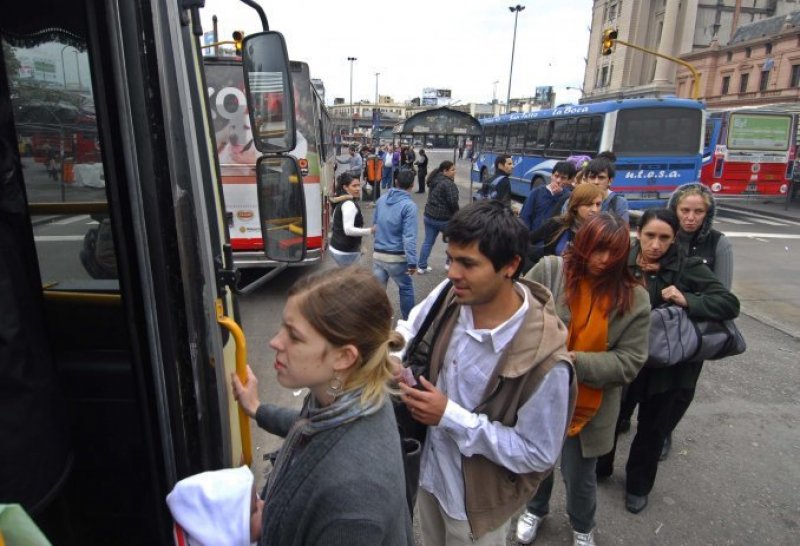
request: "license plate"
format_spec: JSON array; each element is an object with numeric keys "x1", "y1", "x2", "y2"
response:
[
  {"x1": 745, "y1": 183, "x2": 757, "y2": 192},
  {"x1": 641, "y1": 191, "x2": 658, "y2": 199}
]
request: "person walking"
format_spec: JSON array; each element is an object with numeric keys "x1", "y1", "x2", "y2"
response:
[
  {"x1": 526, "y1": 184, "x2": 604, "y2": 269},
  {"x1": 585, "y1": 157, "x2": 629, "y2": 223},
  {"x1": 474, "y1": 153, "x2": 513, "y2": 206},
  {"x1": 396, "y1": 201, "x2": 576, "y2": 546},
  {"x1": 329, "y1": 173, "x2": 374, "y2": 266},
  {"x1": 520, "y1": 160, "x2": 577, "y2": 232},
  {"x1": 231, "y1": 267, "x2": 414, "y2": 546},
  {"x1": 380, "y1": 144, "x2": 395, "y2": 193},
  {"x1": 617, "y1": 208, "x2": 739, "y2": 514},
  {"x1": 414, "y1": 149, "x2": 428, "y2": 194},
  {"x1": 336, "y1": 144, "x2": 364, "y2": 180},
  {"x1": 416, "y1": 161, "x2": 459, "y2": 275},
  {"x1": 516, "y1": 213, "x2": 650, "y2": 546},
  {"x1": 373, "y1": 170, "x2": 418, "y2": 320}
]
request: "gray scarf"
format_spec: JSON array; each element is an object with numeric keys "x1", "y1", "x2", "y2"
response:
[{"x1": 264, "y1": 388, "x2": 382, "y2": 501}]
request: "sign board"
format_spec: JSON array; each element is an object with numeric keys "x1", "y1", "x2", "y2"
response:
[{"x1": 728, "y1": 114, "x2": 791, "y2": 151}]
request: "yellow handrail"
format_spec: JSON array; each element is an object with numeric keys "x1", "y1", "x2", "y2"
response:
[{"x1": 215, "y1": 299, "x2": 252, "y2": 467}]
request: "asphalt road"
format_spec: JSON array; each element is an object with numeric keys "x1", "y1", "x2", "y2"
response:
[{"x1": 27, "y1": 151, "x2": 800, "y2": 544}]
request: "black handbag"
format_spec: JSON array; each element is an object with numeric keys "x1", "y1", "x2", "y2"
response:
[{"x1": 394, "y1": 281, "x2": 453, "y2": 517}]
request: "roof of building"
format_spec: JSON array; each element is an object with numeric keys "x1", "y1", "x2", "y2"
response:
[{"x1": 730, "y1": 10, "x2": 800, "y2": 45}]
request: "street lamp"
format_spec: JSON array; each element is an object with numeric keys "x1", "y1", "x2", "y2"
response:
[
  {"x1": 506, "y1": 5, "x2": 526, "y2": 113},
  {"x1": 347, "y1": 56, "x2": 357, "y2": 132},
  {"x1": 565, "y1": 86, "x2": 585, "y2": 97},
  {"x1": 374, "y1": 72, "x2": 380, "y2": 144}
]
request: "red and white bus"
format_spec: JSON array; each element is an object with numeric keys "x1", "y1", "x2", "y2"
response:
[
  {"x1": 204, "y1": 57, "x2": 334, "y2": 285},
  {"x1": 702, "y1": 109, "x2": 796, "y2": 198}
]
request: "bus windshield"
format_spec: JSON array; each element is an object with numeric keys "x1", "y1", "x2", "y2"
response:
[
  {"x1": 614, "y1": 107, "x2": 702, "y2": 157},
  {"x1": 727, "y1": 113, "x2": 791, "y2": 151}
]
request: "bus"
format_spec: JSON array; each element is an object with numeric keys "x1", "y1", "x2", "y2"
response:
[
  {"x1": 702, "y1": 108, "x2": 796, "y2": 198},
  {"x1": 471, "y1": 98, "x2": 705, "y2": 209},
  {"x1": 1, "y1": 1, "x2": 303, "y2": 544},
  {"x1": 205, "y1": 56, "x2": 334, "y2": 290}
]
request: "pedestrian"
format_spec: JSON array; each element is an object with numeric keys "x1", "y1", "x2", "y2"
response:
[
  {"x1": 516, "y1": 213, "x2": 650, "y2": 546},
  {"x1": 380, "y1": 144, "x2": 394, "y2": 193},
  {"x1": 520, "y1": 160, "x2": 577, "y2": 232},
  {"x1": 336, "y1": 144, "x2": 363, "y2": 180},
  {"x1": 611, "y1": 208, "x2": 739, "y2": 515},
  {"x1": 396, "y1": 200, "x2": 576, "y2": 546},
  {"x1": 373, "y1": 169, "x2": 418, "y2": 320},
  {"x1": 458, "y1": 143, "x2": 464, "y2": 159},
  {"x1": 404, "y1": 145, "x2": 416, "y2": 170},
  {"x1": 416, "y1": 160, "x2": 459, "y2": 274},
  {"x1": 392, "y1": 145, "x2": 402, "y2": 182},
  {"x1": 414, "y1": 149, "x2": 428, "y2": 193},
  {"x1": 586, "y1": 157, "x2": 629, "y2": 222},
  {"x1": 231, "y1": 267, "x2": 415, "y2": 546},
  {"x1": 329, "y1": 172, "x2": 374, "y2": 266},
  {"x1": 526, "y1": 183, "x2": 604, "y2": 268},
  {"x1": 474, "y1": 153, "x2": 513, "y2": 205}
]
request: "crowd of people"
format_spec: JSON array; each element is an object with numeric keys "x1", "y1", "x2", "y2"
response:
[{"x1": 169, "y1": 147, "x2": 741, "y2": 546}]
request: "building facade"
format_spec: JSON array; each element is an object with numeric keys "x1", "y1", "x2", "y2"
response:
[
  {"x1": 583, "y1": 0, "x2": 795, "y2": 102},
  {"x1": 676, "y1": 11, "x2": 800, "y2": 108}
]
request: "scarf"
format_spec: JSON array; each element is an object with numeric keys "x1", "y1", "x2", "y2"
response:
[
  {"x1": 264, "y1": 388, "x2": 381, "y2": 502},
  {"x1": 636, "y1": 251, "x2": 661, "y2": 273},
  {"x1": 567, "y1": 278, "x2": 609, "y2": 436}
]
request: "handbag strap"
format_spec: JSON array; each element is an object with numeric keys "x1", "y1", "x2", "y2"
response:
[{"x1": 404, "y1": 281, "x2": 454, "y2": 360}]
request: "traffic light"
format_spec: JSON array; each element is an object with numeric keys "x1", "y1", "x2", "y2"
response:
[
  {"x1": 601, "y1": 28, "x2": 618, "y2": 56},
  {"x1": 232, "y1": 30, "x2": 244, "y2": 54}
]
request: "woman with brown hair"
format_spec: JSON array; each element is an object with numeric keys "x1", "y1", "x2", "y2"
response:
[
  {"x1": 517, "y1": 213, "x2": 650, "y2": 546},
  {"x1": 526, "y1": 183, "x2": 605, "y2": 269},
  {"x1": 232, "y1": 266, "x2": 413, "y2": 546}
]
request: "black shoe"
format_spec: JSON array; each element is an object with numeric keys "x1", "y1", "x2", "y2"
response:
[
  {"x1": 618, "y1": 419, "x2": 631, "y2": 434},
  {"x1": 660, "y1": 433, "x2": 672, "y2": 461},
  {"x1": 625, "y1": 493, "x2": 648, "y2": 514}
]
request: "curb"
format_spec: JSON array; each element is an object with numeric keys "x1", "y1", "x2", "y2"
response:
[
  {"x1": 720, "y1": 201, "x2": 800, "y2": 223},
  {"x1": 31, "y1": 215, "x2": 70, "y2": 227}
]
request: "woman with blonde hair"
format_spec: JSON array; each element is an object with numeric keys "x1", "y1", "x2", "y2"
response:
[
  {"x1": 232, "y1": 266, "x2": 413, "y2": 546},
  {"x1": 526, "y1": 183, "x2": 605, "y2": 268}
]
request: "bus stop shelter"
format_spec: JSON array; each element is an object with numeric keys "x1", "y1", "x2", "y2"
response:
[{"x1": 393, "y1": 107, "x2": 482, "y2": 160}]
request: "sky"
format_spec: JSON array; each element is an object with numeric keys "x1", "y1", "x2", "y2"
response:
[{"x1": 200, "y1": 0, "x2": 593, "y2": 106}]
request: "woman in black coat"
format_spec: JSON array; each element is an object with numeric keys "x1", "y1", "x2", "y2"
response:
[{"x1": 414, "y1": 149, "x2": 428, "y2": 193}]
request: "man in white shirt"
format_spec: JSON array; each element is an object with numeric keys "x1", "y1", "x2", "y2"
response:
[{"x1": 397, "y1": 201, "x2": 576, "y2": 546}]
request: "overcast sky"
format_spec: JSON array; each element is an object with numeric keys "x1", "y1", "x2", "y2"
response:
[{"x1": 200, "y1": 0, "x2": 593, "y2": 106}]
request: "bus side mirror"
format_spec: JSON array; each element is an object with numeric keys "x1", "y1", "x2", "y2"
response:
[
  {"x1": 242, "y1": 31, "x2": 296, "y2": 154},
  {"x1": 256, "y1": 156, "x2": 307, "y2": 262}
]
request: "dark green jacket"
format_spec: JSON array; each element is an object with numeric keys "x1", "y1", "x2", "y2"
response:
[{"x1": 628, "y1": 242, "x2": 740, "y2": 394}]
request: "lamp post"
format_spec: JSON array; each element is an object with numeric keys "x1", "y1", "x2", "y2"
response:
[
  {"x1": 73, "y1": 50, "x2": 82, "y2": 90},
  {"x1": 374, "y1": 72, "x2": 380, "y2": 144},
  {"x1": 347, "y1": 56, "x2": 357, "y2": 133},
  {"x1": 566, "y1": 86, "x2": 585, "y2": 97},
  {"x1": 506, "y1": 5, "x2": 526, "y2": 113}
]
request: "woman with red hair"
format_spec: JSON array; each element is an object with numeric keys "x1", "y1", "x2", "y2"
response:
[{"x1": 516, "y1": 213, "x2": 651, "y2": 546}]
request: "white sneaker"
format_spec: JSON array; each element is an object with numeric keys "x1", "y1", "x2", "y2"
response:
[
  {"x1": 573, "y1": 529, "x2": 596, "y2": 546},
  {"x1": 416, "y1": 266, "x2": 432, "y2": 275},
  {"x1": 515, "y1": 511, "x2": 544, "y2": 544}
]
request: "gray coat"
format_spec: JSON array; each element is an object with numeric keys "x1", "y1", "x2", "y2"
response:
[
  {"x1": 524, "y1": 258, "x2": 650, "y2": 458},
  {"x1": 255, "y1": 400, "x2": 413, "y2": 546}
]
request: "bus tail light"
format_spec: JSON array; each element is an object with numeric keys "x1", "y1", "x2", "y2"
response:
[{"x1": 713, "y1": 159, "x2": 724, "y2": 178}]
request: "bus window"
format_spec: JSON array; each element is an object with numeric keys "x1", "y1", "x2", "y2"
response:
[
  {"x1": 508, "y1": 122, "x2": 525, "y2": 152},
  {"x1": 575, "y1": 116, "x2": 603, "y2": 155},
  {"x1": 614, "y1": 107, "x2": 702, "y2": 157},
  {"x1": 484, "y1": 125, "x2": 496, "y2": 149},
  {"x1": 3, "y1": 36, "x2": 118, "y2": 288},
  {"x1": 494, "y1": 124, "x2": 509, "y2": 152},
  {"x1": 536, "y1": 121, "x2": 550, "y2": 150},
  {"x1": 524, "y1": 121, "x2": 542, "y2": 152},
  {"x1": 547, "y1": 117, "x2": 576, "y2": 158}
]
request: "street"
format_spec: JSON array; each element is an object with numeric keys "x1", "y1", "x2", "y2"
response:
[{"x1": 28, "y1": 152, "x2": 800, "y2": 544}]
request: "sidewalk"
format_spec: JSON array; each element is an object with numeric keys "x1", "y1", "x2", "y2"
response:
[{"x1": 718, "y1": 193, "x2": 800, "y2": 222}]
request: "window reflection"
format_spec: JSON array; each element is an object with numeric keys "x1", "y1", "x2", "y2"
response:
[{"x1": 2, "y1": 34, "x2": 118, "y2": 286}]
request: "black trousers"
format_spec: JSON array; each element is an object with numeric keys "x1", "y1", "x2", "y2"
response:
[
  {"x1": 417, "y1": 170, "x2": 426, "y2": 193},
  {"x1": 625, "y1": 386, "x2": 696, "y2": 495}
]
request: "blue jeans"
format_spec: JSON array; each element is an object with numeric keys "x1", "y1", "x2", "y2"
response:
[
  {"x1": 417, "y1": 216, "x2": 449, "y2": 270},
  {"x1": 330, "y1": 250, "x2": 360, "y2": 267},
  {"x1": 372, "y1": 260, "x2": 415, "y2": 319},
  {"x1": 381, "y1": 166, "x2": 393, "y2": 189}
]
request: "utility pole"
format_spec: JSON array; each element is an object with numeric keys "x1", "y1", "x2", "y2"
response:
[
  {"x1": 347, "y1": 56, "x2": 357, "y2": 132},
  {"x1": 506, "y1": 5, "x2": 525, "y2": 113}
]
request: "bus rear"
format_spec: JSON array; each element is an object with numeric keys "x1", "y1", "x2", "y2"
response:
[
  {"x1": 205, "y1": 57, "x2": 330, "y2": 270},
  {"x1": 702, "y1": 110, "x2": 795, "y2": 198}
]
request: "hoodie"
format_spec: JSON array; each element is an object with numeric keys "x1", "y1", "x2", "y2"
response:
[
  {"x1": 373, "y1": 188, "x2": 418, "y2": 267},
  {"x1": 667, "y1": 182, "x2": 733, "y2": 289}
]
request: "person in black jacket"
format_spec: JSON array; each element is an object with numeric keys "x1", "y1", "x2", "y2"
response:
[
  {"x1": 414, "y1": 149, "x2": 428, "y2": 194},
  {"x1": 417, "y1": 161, "x2": 459, "y2": 274}
]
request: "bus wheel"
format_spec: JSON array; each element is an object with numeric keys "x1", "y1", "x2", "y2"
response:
[{"x1": 531, "y1": 176, "x2": 545, "y2": 191}]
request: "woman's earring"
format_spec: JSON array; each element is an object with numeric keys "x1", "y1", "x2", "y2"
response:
[{"x1": 326, "y1": 374, "x2": 343, "y2": 400}]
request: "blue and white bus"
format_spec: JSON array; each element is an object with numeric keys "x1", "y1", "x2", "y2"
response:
[{"x1": 471, "y1": 98, "x2": 705, "y2": 209}]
